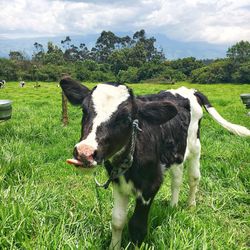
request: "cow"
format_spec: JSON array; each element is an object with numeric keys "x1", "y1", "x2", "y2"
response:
[
  {"x1": 0, "y1": 80, "x2": 6, "y2": 88},
  {"x1": 60, "y1": 77, "x2": 250, "y2": 249},
  {"x1": 20, "y1": 81, "x2": 25, "y2": 87}
]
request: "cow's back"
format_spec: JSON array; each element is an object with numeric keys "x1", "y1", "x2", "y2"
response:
[{"x1": 136, "y1": 87, "x2": 202, "y2": 168}]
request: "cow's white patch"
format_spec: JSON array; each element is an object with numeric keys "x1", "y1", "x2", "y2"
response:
[
  {"x1": 76, "y1": 84, "x2": 130, "y2": 150},
  {"x1": 167, "y1": 87, "x2": 203, "y2": 160},
  {"x1": 159, "y1": 162, "x2": 166, "y2": 175},
  {"x1": 167, "y1": 87, "x2": 202, "y2": 206},
  {"x1": 206, "y1": 106, "x2": 250, "y2": 136},
  {"x1": 110, "y1": 183, "x2": 129, "y2": 250},
  {"x1": 169, "y1": 163, "x2": 184, "y2": 207},
  {"x1": 136, "y1": 191, "x2": 151, "y2": 205}
]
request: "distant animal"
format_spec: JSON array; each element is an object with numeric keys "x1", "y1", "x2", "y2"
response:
[
  {"x1": 60, "y1": 77, "x2": 250, "y2": 250},
  {"x1": 0, "y1": 80, "x2": 6, "y2": 88},
  {"x1": 20, "y1": 81, "x2": 25, "y2": 87}
]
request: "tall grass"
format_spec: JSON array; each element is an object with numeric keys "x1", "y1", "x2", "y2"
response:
[{"x1": 0, "y1": 82, "x2": 249, "y2": 249}]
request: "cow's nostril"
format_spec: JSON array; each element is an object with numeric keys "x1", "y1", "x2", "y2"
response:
[
  {"x1": 93, "y1": 150, "x2": 97, "y2": 160},
  {"x1": 73, "y1": 146, "x2": 79, "y2": 159}
]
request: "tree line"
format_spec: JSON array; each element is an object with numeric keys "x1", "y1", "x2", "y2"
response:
[{"x1": 0, "y1": 30, "x2": 250, "y2": 84}]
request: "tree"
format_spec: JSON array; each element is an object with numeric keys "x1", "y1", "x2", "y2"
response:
[
  {"x1": 78, "y1": 43, "x2": 90, "y2": 60},
  {"x1": 170, "y1": 57, "x2": 204, "y2": 76},
  {"x1": 44, "y1": 42, "x2": 64, "y2": 65},
  {"x1": 227, "y1": 40, "x2": 250, "y2": 63},
  {"x1": 32, "y1": 42, "x2": 45, "y2": 62},
  {"x1": 232, "y1": 61, "x2": 250, "y2": 83},
  {"x1": 191, "y1": 59, "x2": 233, "y2": 83},
  {"x1": 61, "y1": 36, "x2": 71, "y2": 50},
  {"x1": 9, "y1": 51, "x2": 25, "y2": 61},
  {"x1": 94, "y1": 31, "x2": 119, "y2": 62},
  {"x1": 0, "y1": 58, "x2": 18, "y2": 80},
  {"x1": 132, "y1": 29, "x2": 165, "y2": 62},
  {"x1": 108, "y1": 49, "x2": 130, "y2": 74},
  {"x1": 117, "y1": 67, "x2": 139, "y2": 83}
]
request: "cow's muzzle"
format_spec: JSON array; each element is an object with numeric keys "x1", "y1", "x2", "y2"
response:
[{"x1": 67, "y1": 144, "x2": 97, "y2": 168}]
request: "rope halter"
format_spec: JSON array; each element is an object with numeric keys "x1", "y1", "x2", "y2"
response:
[{"x1": 94, "y1": 119, "x2": 142, "y2": 189}]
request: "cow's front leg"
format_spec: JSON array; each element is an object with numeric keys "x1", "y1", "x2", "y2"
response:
[
  {"x1": 128, "y1": 197, "x2": 153, "y2": 247},
  {"x1": 109, "y1": 184, "x2": 129, "y2": 250}
]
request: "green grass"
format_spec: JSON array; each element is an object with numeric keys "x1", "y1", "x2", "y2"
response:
[{"x1": 0, "y1": 82, "x2": 249, "y2": 250}]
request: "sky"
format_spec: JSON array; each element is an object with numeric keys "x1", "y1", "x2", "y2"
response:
[{"x1": 0, "y1": 0, "x2": 250, "y2": 44}]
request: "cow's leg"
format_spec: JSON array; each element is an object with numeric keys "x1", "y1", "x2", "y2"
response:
[
  {"x1": 109, "y1": 184, "x2": 129, "y2": 250},
  {"x1": 128, "y1": 197, "x2": 154, "y2": 247},
  {"x1": 170, "y1": 164, "x2": 184, "y2": 207},
  {"x1": 187, "y1": 139, "x2": 201, "y2": 206}
]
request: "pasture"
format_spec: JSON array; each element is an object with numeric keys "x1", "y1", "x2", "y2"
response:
[{"x1": 0, "y1": 82, "x2": 249, "y2": 249}]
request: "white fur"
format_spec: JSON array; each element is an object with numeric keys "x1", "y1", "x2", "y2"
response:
[
  {"x1": 76, "y1": 84, "x2": 130, "y2": 150},
  {"x1": 110, "y1": 176, "x2": 152, "y2": 249},
  {"x1": 169, "y1": 164, "x2": 184, "y2": 207},
  {"x1": 206, "y1": 106, "x2": 250, "y2": 136},
  {"x1": 168, "y1": 87, "x2": 202, "y2": 206},
  {"x1": 136, "y1": 191, "x2": 151, "y2": 205},
  {"x1": 187, "y1": 141, "x2": 201, "y2": 207},
  {"x1": 110, "y1": 183, "x2": 129, "y2": 250},
  {"x1": 167, "y1": 86, "x2": 250, "y2": 206},
  {"x1": 168, "y1": 87, "x2": 203, "y2": 160}
]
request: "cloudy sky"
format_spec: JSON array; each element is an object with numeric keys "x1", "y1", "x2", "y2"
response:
[{"x1": 0, "y1": 0, "x2": 250, "y2": 44}]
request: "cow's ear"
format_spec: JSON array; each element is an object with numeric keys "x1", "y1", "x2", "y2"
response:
[
  {"x1": 137, "y1": 100, "x2": 178, "y2": 125},
  {"x1": 60, "y1": 76, "x2": 90, "y2": 106}
]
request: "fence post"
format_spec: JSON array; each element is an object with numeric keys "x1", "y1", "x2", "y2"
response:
[{"x1": 62, "y1": 91, "x2": 68, "y2": 126}]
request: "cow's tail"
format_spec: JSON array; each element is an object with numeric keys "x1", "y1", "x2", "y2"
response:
[{"x1": 194, "y1": 91, "x2": 250, "y2": 137}]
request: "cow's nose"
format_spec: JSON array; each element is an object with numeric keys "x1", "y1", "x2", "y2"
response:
[
  {"x1": 74, "y1": 143, "x2": 95, "y2": 164},
  {"x1": 77, "y1": 144, "x2": 95, "y2": 157}
]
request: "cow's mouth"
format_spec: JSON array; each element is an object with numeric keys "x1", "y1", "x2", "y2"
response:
[{"x1": 66, "y1": 158, "x2": 97, "y2": 169}]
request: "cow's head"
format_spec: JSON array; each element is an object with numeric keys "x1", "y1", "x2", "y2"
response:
[{"x1": 60, "y1": 77, "x2": 177, "y2": 169}]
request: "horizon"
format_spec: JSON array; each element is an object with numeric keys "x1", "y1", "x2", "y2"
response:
[
  {"x1": 1, "y1": 0, "x2": 249, "y2": 59},
  {"x1": 1, "y1": 0, "x2": 250, "y2": 44}
]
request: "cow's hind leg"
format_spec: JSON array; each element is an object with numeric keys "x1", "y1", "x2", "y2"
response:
[
  {"x1": 170, "y1": 164, "x2": 184, "y2": 207},
  {"x1": 109, "y1": 184, "x2": 129, "y2": 250},
  {"x1": 187, "y1": 139, "x2": 201, "y2": 207}
]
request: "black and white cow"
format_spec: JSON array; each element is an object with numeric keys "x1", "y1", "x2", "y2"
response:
[
  {"x1": 20, "y1": 81, "x2": 25, "y2": 87},
  {"x1": 0, "y1": 80, "x2": 6, "y2": 88},
  {"x1": 60, "y1": 77, "x2": 250, "y2": 249}
]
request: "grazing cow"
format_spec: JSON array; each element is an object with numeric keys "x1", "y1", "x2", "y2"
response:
[
  {"x1": 0, "y1": 80, "x2": 6, "y2": 88},
  {"x1": 60, "y1": 77, "x2": 250, "y2": 249},
  {"x1": 20, "y1": 81, "x2": 25, "y2": 87}
]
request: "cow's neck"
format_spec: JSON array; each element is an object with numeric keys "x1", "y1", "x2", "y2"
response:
[{"x1": 95, "y1": 119, "x2": 141, "y2": 189}]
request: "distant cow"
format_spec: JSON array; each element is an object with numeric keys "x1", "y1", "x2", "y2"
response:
[
  {"x1": 60, "y1": 77, "x2": 250, "y2": 249},
  {"x1": 0, "y1": 80, "x2": 6, "y2": 88},
  {"x1": 20, "y1": 81, "x2": 25, "y2": 87}
]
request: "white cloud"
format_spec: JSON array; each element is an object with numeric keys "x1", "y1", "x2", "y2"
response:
[{"x1": 0, "y1": 0, "x2": 249, "y2": 44}]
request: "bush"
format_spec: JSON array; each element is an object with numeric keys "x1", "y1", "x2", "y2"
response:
[
  {"x1": 170, "y1": 57, "x2": 204, "y2": 76},
  {"x1": 117, "y1": 67, "x2": 139, "y2": 83},
  {"x1": 191, "y1": 60, "x2": 233, "y2": 83},
  {"x1": 89, "y1": 71, "x2": 115, "y2": 82},
  {"x1": 231, "y1": 61, "x2": 250, "y2": 83},
  {"x1": 159, "y1": 67, "x2": 186, "y2": 82},
  {"x1": 137, "y1": 62, "x2": 165, "y2": 81},
  {"x1": 76, "y1": 68, "x2": 91, "y2": 81},
  {"x1": 0, "y1": 58, "x2": 18, "y2": 80}
]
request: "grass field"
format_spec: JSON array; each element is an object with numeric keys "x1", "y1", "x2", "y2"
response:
[{"x1": 0, "y1": 81, "x2": 249, "y2": 250}]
